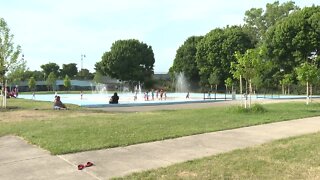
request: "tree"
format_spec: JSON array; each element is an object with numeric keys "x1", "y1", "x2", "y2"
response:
[
  {"x1": 96, "y1": 39, "x2": 155, "y2": 89},
  {"x1": 208, "y1": 68, "x2": 220, "y2": 99},
  {"x1": 46, "y1": 72, "x2": 57, "y2": 91},
  {"x1": 225, "y1": 77, "x2": 233, "y2": 94},
  {"x1": 232, "y1": 49, "x2": 265, "y2": 108},
  {"x1": 63, "y1": 75, "x2": 71, "y2": 91},
  {"x1": 0, "y1": 18, "x2": 21, "y2": 95},
  {"x1": 196, "y1": 26, "x2": 254, "y2": 88},
  {"x1": 6, "y1": 60, "x2": 27, "y2": 87},
  {"x1": 41, "y1": 62, "x2": 60, "y2": 79},
  {"x1": 20, "y1": 70, "x2": 44, "y2": 81},
  {"x1": 295, "y1": 62, "x2": 319, "y2": 105},
  {"x1": 244, "y1": 1, "x2": 299, "y2": 45},
  {"x1": 264, "y1": 6, "x2": 320, "y2": 75},
  {"x1": 280, "y1": 73, "x2": 294, "y2": 94},
  {"x1": 60, "y1": 63, "x2": 77, "y2": 79},
  {"x1": 93, "y1": 71, "x2": 105, "y2": 84},
  {"x1": 28, "y1": 77, "x2": 36, "y2": 92},
  {"x1": 171, "y1": 36, "x2": 203, "y2": 85},
  {"x1": 77, "y1": 68, "x2": 94, "y2": 80}
]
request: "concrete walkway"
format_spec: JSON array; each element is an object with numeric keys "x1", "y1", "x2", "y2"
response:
[{"x1": 1, "y1": 116, "x2": 320, "y2": 180}]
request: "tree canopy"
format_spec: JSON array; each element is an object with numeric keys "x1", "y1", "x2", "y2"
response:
[
  {"x1": 171, "y1": 36, "x2": 203, "y2": 83},
  {"x1": 46, "y1": 72, "x2": 57, "y2": 91},
  {"x1": 41, "y1": 62, "x2": 60, "y2": 79},
  {"x1": 265, "y1": 6, "x2": 320, "y2": 68},
  {"x1": 28, "y1": 77, "x2": 36, "y2": 91},
  {"x1": 196, "y1": 26, "x2": 254, "y2": 86},
  {"x1": 63, "y1": 75, "x2": 71, "y2": 91},
  {"x1": 95, "y1": 39, "x2": 155, "y2": 85},
  {"x1": 60, "y1": 63, "x2": 78, "y2": 78},
  {"x1": 244, "y1": 1, "x2": 299, "y2": 45},
  {"x1": 0, "y1": 17, "x2": 22, "y2": 87}
]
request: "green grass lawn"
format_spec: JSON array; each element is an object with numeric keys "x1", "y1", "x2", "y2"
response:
[
  {"x1": 1, "y1": 98, "x2": 320, "y2": 155},
  {"x1": 115, "y1": 132, "x2": 320, "y2": 179}
]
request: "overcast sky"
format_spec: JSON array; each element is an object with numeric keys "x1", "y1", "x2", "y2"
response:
[{"x1": 0, "y1": 0, "x2": 318, "y2": 73}]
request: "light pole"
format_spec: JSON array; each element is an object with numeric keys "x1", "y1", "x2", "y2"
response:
[
  {"x1": 81, "y1": 54, "x2": 86, "y2": 77},
  {"x1": 81, "y1": 54, "x2": 86, "y2": 71}
]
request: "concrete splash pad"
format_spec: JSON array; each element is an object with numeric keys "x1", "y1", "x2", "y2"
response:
[
  {"x1": 19, "y1": 92, "x2": 229, "y2": 107},
  {"x1": 18, "y1": 93, "x2": 317, "y2": 108}
]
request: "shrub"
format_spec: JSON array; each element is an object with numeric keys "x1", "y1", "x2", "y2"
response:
[{"x1": 229, "y1": 104, "x2": 267, "y2": 113}]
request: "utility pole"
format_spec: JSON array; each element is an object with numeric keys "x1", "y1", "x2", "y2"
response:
[
  {"x1": 81, "y1": 54, "x2": 86, "y2": 77},
  {"x1": 81, "y1": 54, "x2": 86, "y2": 71}
]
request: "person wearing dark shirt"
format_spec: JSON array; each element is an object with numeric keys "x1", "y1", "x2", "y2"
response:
[
  {"x1": 109, "y1": 92, "x2": 119, "y2": 104},
  {"x1": 53, "y1": 96, "x2": 67, "y2": 109}
]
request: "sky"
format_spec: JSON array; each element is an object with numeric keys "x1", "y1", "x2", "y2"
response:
[{"x1": 0, "y1": 0, "x2": 318, "y2": 73}]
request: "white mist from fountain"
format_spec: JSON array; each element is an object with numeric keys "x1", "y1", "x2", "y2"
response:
[
  {"x1": 138, "y1": 82, "x2": 142, "y2": 94},
  {"x1": 95, "y1": 83, "x2": 108, "y2": 94},
  {"x1": 175, "y1": 72, "x2": 189, "y2": 93}
]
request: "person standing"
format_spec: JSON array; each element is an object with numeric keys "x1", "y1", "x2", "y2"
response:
[{"x1": 151, "y1": 89, "x2": 154, "y2": 101}]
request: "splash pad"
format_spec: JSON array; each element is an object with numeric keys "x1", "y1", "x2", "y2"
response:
[{"x1": 18, "y1": 92, "x2": 230, "y2": 108}]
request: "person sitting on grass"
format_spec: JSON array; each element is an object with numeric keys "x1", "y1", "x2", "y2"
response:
[
  {"x1": 53, "y1": 96, "x2": 67, "y2": 110},
  {"x1": 109, "y1": 92, "x2": 119, "y2": 104}
]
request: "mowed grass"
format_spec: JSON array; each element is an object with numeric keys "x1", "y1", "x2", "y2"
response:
[
  {"x1": 1, "y1": 98, "x2": 320, "y2": 154},
  {"x1": 116, "y1": 132, "x2": 320, "y2": 179}
]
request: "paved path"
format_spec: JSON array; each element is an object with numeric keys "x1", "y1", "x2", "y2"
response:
[{"x1": 1, "y1": 116, "x2": 320, "y2": 179}]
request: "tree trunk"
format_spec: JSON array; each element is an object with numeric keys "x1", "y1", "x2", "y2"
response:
[
  {"x1": 215, "y1": 84, "x2": 217, "y2": 100},
  {"x1": 245, "y1": 80, "x2": 248, "y2": 108},
  {"x1": 310, "y1": 84, "x2": 313, "y2": 103},
  {"x1": 3, "y1": 79, "x2": 7, "y2": 108},
  {"x1": 306, "y1": 81, "x2": 309, "y2": 105},
  {"x1": 225, "y1": 85, "x2": 227, "y2": 100},
  {"x1": 249, "y1": 79, "x2": 252, "y2": 108},
  {"x1": 240, "y1": 75, "x2": 242, "y2": 94}
]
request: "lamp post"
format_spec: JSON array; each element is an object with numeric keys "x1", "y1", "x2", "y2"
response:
[
  {"x1": 81, "y1": 54, "x2": 86, "y2": 77},
  {"x1": 81, "y1": 54, "x2": 86, "y2": 71}
]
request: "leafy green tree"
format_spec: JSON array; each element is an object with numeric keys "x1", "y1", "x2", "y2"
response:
[
  {"x1": 28, "y1": 77, "x2": 36, "y2": 91},
  {"x1": 77, "y1": 68, "x2": 94, "y2": 80},
  {"x1": 41, "y1": 62, "x2": 60, "y2": 79},
  {"x1": 96, "y1": 39, "x2": 155, "y2": 89},
  {"x1": 60, "y1": 63, "x2": 77, "y2": 79},
  {"x1": 63, "y1": 75, "x2": 71, "y2": 91},
  {"x1": 208, "y1": 68, "x2": 220, "y2": 99},
  {"x1": 225, "y1": 77, "x2": 233, "y2": 94},
  {"x1": 280, "y1": 73, "x2": 294, "y2": 94},
  {"x1": 93, "y1": 72, "x2": 105, "y2": 84},
  {"x1": 22, "y1": 70, "x2": 45, "y2": 81},
  {"x1": 244, "y1": 1, "x2": 298, "y2": 45},
  {"x1": 6, "y1": 60, "x2": 27, "y2": 86},
  {"x1": 295, "y1": 62, "x2": 319, "y2": 105},
  {"x1": 171, "y1": 36, "x2": 203, "y2": 84},
  {"x1": 232, "y1": 49, "x2": 265, "y2": 107},
  {"x1": 264, "y1": 6, "x2": 320, "y2": 74},
  {"x1": 46, "y1": 72, "x2": 57, "y2": 91},
  {"x1": 251, "y1": 74, "x2": 263, "y2": 93},
  {"x1": 0, "y1": 17, "x2": 21, "y2": 94},
  {"x1": 196, "y1": 26, "x2": 254, "y2": 88}
]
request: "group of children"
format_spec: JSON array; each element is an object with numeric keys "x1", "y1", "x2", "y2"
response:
[
  {"x1": 3, "y1": 87, "x2": 19, "y2": 98},
  {"x1": 137, "y1": 89, "x2": 167, "y2": 101}
]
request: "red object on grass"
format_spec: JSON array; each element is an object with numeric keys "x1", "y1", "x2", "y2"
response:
[
  {"x1": 78, "y1": 164, "x2": 85, "y2": 170},
  {"x1": 86, "y1": 162, "x2": 94, "y2": 167}
]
